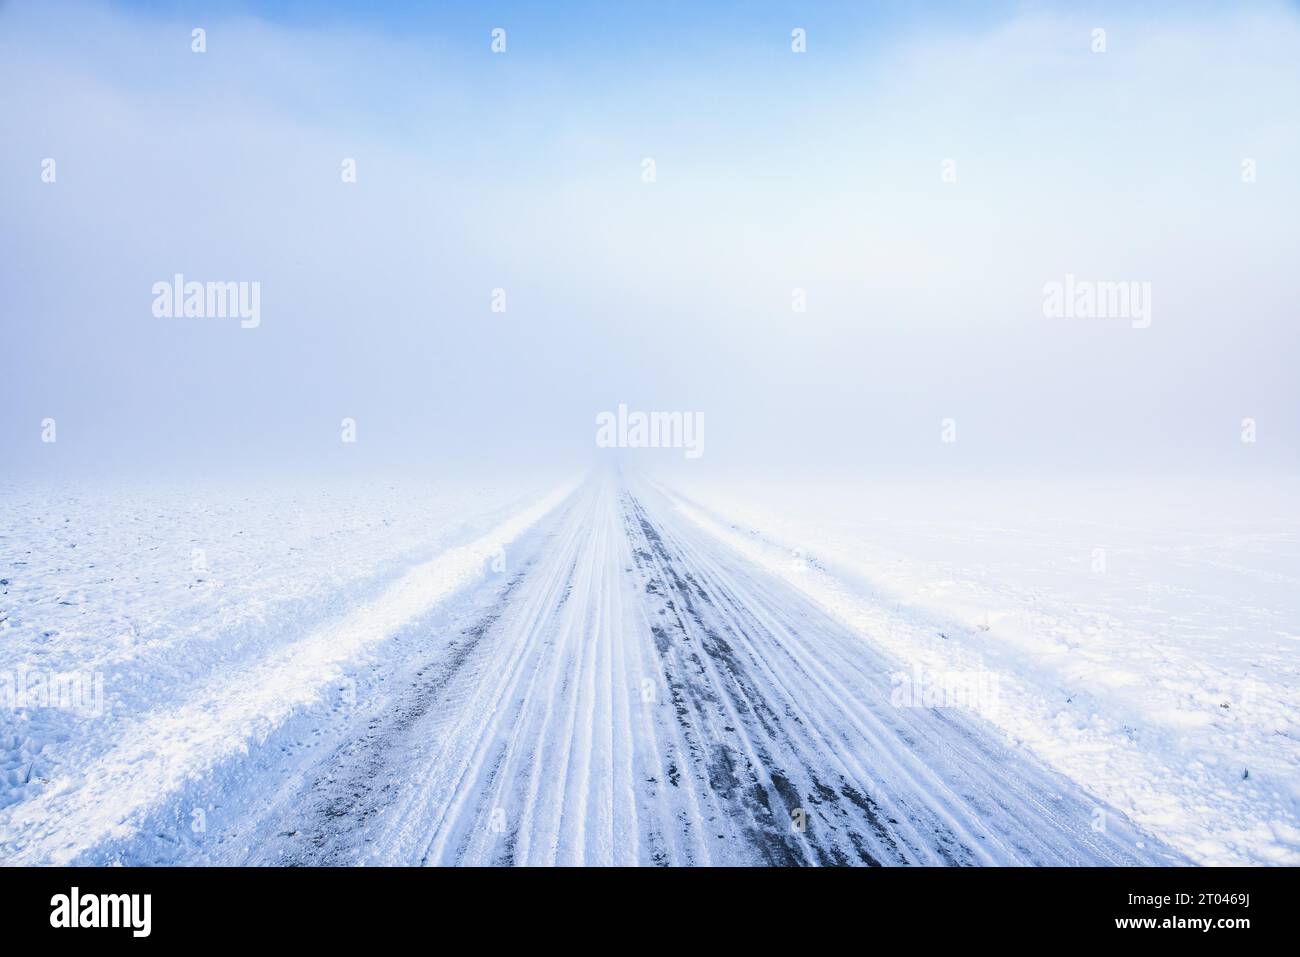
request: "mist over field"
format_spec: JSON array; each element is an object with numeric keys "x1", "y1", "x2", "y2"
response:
[{"x1": 3, "y1": 0, "x2": 1298, "y2": 478}]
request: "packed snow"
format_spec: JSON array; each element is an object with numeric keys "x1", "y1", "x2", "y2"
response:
[{"x1": 655, "y1": 472, "x2": 1300, "y2": 865}]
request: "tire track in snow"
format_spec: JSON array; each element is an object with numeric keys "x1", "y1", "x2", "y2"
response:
[{"x1": 222, "y1": 472, "x2": 1179, "y2": 866}]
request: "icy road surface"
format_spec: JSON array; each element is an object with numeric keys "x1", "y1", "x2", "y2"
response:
[
  {"x1": 234, "y1": 476, "x2": 1172, "y2": 864},
  {"x1": 4, "y1": 473, "x2": 1178, "y2": 865}
]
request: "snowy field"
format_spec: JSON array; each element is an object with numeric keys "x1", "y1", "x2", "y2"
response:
[
  {"x1": 2, "y1": 0, "x2": 1296, "y2": 885},
  {"x1": 0, "y1": 474, "x2": 572, "y2": 856},
  {"x1": 657, "y1": 472, "x2": 1300, "y2": 865},
  {"x1": 1, "y1": 469, "x2": 1295, "y2": 866}
]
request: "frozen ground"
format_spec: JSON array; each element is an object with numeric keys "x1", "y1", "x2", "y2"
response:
[
  {"x1": 657, "y1": 472, "x2": 1300, "y2": 865},
  {"x1": 0, "y1": 474, "x2": 570, "y2": 840},
  {"x1": 0, "y1": 469, "x2": 1292, "y2": 865},
  {"x1": 0, "y1": 469, "x2": 1189, "y2": 865}
]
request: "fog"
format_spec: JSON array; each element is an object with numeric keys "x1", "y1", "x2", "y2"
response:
[{"x1": 2, "y1": 0, "x2": 1298, "y2": 480}]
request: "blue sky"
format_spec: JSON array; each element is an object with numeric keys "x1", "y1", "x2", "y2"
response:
[{"x1": 2, "y1": 0, "x2": 1298, "y2": 477}]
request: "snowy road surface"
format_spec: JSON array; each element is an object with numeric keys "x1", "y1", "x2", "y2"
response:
[{"x1": 3, "y1": 473, "x2": 1179, "y2": 865}]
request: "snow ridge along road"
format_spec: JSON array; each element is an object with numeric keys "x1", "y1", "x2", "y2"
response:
[
  {"x1": 1, "y1": 479, "x2": 578, "y2": 866},
  {"x1": 216, "y1": 471, "x2": 1178, "y2": 866}
]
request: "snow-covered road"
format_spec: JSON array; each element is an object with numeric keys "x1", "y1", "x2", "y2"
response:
[
  {"x1": 2, "y1": 471, "x2": 1184, "y2": 865},
  {"x1": 156, "y1": 472, "x2": 1173, "y2": 866}
]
